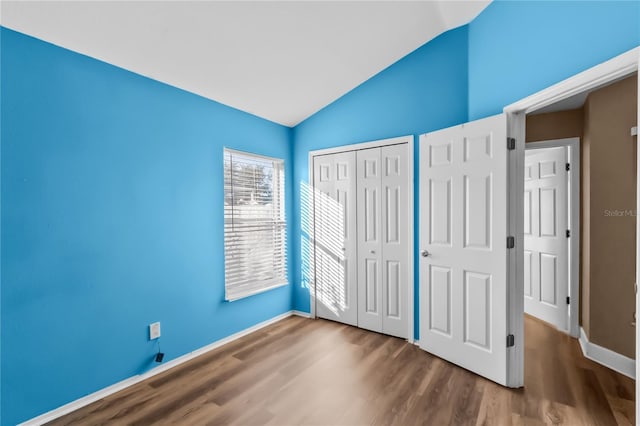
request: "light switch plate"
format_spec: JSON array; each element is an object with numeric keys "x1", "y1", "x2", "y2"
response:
[{"x1": 149, "y1": 322, "x2": 161, "y2": 340}]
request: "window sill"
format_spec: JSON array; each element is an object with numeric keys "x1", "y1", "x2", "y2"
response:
[{"x1": 225, "y1": 281, "x2": 289, "y2": 302}]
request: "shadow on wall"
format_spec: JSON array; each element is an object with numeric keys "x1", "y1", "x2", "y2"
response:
[{"x1": 300, "y1": 180, "x2": 350, "y2": 317}]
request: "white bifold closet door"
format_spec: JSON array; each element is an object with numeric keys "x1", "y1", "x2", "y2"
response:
[
  {"x1": 313, "y1": 151, "x2": 358, "y2": 326},
  {"x1": 357, "y1": 145, "x2": 409, "y2": 338}
]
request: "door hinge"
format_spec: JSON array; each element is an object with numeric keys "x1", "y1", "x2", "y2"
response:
[
  {"x1": 566, "y1": 229, "x2": 570, "y2": 238},
  {"x1": 507, "y1": 334, "x2": 515, "y2": 347},
  {"x1": 507, "y1": 236, "x2": 515, "y2": 249},
  {"x1": 567, "y1": 296, "x2": 570, "y2": 305},
  {"x1": 507, "y1": 137, "x2": 516, "y2": 150},
  {"x1": 566, "y1": 163, "x2": 570, "y2": 171}
]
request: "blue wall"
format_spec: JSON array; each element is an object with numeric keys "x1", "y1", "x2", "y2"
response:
[
  {"x1": 291, "y1": 27, "x2": 470, "y2": 339},
  {"x1": 1, "y1": 28, "x2": 293, "y2": 425},
  {"x1": 3, "y1": 1, "x2": 640, "y2": 424},
  {"x1": 291, "y1": 0, "x2": 640, "y2": 338},
  {"x1": 468, "y1": 0, "x2": 640, "y2": 120}
]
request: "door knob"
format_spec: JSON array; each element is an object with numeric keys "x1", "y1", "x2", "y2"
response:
[
  {"x1": 421, "y1": 250, "x2": 431, "y2": 258},
  {"x1": 370, "y1": 250, "x2": 376, "y2": 254}
]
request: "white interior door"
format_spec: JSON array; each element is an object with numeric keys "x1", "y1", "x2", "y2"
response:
[
  {"x1": 524, "y1": 147, "x2": 569, "y2": 331},
  {"x1": 419, "y1": 114, "x2": 509, "y2": 385},
  {"x1": 357, "y1": 148, "x2": 383, "y2": 332},
  {"x1": 314, "y1": 152, "x2": 358, "y2": 326},
  {"x1": 380, "y1": 144, "x2": 409, "y2": 338}
]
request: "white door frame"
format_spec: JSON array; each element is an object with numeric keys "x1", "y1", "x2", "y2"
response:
[
  {"x1": 525, "y1": 138, "x2": 580, "y2": 338},
  {"x1": 636, "y1": 61, "x2": 639, "y2": 417},
  {"x1": 504, "y1": 47, "x2": 639, "y2": 388},
  {"x1": 307, "y1": 135, "x2": 415, "y2": 342}
]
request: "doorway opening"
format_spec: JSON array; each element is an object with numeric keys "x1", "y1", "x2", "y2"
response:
[
  {"x1": 518, "y1": 74, "x2": 638, "y2": 386},
  {"x1": 504, "y1": 48, "x2": 639, "y2": 389},
  {"x1": 523, "y1": 139, "x2": 579, "y2": 336}
]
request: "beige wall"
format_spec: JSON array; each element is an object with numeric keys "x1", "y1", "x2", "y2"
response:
[
  {"x1": 525, "y1": 75, "x2": 638, "y2": 359},
  {"x1": 526, "y1": 109, "x2": 584, "y2": 142},
  {"x1": 584, "y1": 76, "x2": 637, "y2": 358}
]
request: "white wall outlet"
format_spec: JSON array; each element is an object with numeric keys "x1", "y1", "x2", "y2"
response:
[{"x1": 149, "y1": 322, "x2": 161, "y2": 340}]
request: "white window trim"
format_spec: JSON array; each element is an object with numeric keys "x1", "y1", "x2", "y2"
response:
[{"x1": 224, "y1": 147, "x2": 288, "y2": 302}]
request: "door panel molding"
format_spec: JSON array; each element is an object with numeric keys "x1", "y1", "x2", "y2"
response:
[
  {"x1": 379, "y1": 144, "x2": 410, "y2": 338},
  {"x1": 419, "y1": 114, "x2": 508, "y2": 386},
  {"x1": 313, "y1": 151, "x2": 358, "y2": 326},
  {"x1": 357, "y1": 147, "x2": 383, "y2": 332},
  {"x1": 524, "y1": 138, "x2": 579, "y2": 337},
  {"x1": 308, "y1": 135, "x2": 414, "y2": 343},
  {"x1": 523, "y1": 145, "x2": 570, "y2": 331}
]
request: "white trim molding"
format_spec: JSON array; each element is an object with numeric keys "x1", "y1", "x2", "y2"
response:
[
  {"x1": 307, "y1": 135, "x2": 412, "y2": 158},
  {"x1": 292, "y1": 310, "x2": 312, "y2": 318},
  {"x1": 579, "y1": 327, "x2": 635, "y2": 380},
  {"x1": 505, "y1": 47, "x2": 640, "y2": 115},
  {"x1": 636, "y1": 42, "x2": 640, "y2": 421},
  {"x1": 19, "y1": 311, "x2": 299, "y2": 426},
  {"x1": 503, "y1": 45, "x2": 640, "y2": 389}
]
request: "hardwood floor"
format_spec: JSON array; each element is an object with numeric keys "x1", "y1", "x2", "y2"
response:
[{"x1": 50, "y1": 315, "x2": 635, "y2": 425}]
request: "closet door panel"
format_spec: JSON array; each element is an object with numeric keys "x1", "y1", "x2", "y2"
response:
[
  {"x1": 315, "y1": 142, "x2": 409, "y2": 340},
  {"x1": 381, "y1": 144, "x2": 409, "y2": 338},
  {"x1": 357, "y1": 148, "x2": 383, "y2": 332},
  {"x1": 314, "y1": 152, "x2": 358, "y2": 326}
]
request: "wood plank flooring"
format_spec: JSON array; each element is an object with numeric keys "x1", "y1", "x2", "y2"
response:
[{"x1": 49, "y1": 315, "x2": 635, "y2": 425}]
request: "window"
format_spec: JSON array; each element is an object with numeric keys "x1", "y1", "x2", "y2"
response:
[{"x1": 224, "y1": 149, "x2": 287, "y2": 300}]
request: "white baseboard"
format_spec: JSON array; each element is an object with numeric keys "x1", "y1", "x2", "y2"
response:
[
  {"x1": 19, "y1": 310, "x2": 297, "y2": 426},
  {"x1": 579, "y1": 327, "x2": 635, "y2": 379},
  {"x1": 292, "y1": 309, "x2": 311, "y2": 318}
]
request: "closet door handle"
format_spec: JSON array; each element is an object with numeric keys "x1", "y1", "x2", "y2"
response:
[
  {"x1": 421, "y1": 250, "x2": 431, "y2": 258},
  {"x1": 370, "y1": 250, "x2": 376, "y2": 254}
]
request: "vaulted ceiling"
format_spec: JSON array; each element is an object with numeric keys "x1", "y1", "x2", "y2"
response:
[{"x1": 1, "y1": 1, "x2": 490, "y2": 126}]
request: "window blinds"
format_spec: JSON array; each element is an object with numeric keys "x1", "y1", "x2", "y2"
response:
[{"x1": 223, "y1": 149, "x2": 287, "y2": 301}]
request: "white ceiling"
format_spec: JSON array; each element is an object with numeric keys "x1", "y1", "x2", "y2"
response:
[{"x1": 1, "y1": 1, "x2": 490, "y2": 127}]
